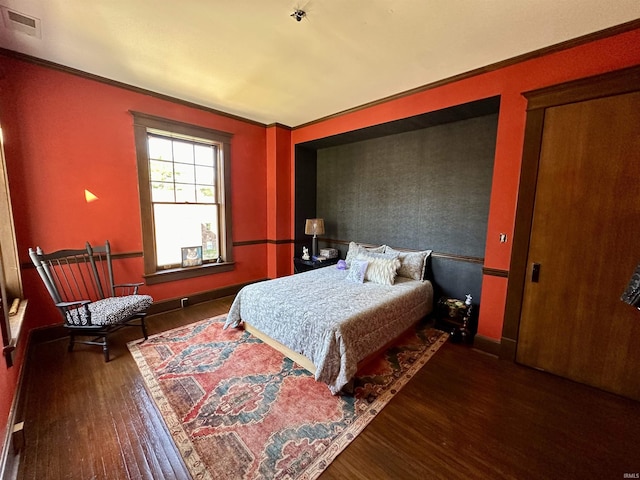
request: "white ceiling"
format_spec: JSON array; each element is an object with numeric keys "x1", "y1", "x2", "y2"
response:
[{"x1": 0, "y1": 1, "x2": 639, "y2": 127}]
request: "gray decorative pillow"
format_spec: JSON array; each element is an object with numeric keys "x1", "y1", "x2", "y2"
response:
[
  {"x1": 356, "y1": 252, "x2": 401, "y2": 285},
  {"x1": 345, "y1": 241, "x2": 386, "y2": 267},
  {"x1": 384, "y1": 246, "x2": 432, "y2": 281},
  {"x1": 346, "y1": 259, "x2": 368, "y2": 283}
]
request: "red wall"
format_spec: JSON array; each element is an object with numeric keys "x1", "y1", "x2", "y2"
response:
[
  {"x1": 0, "y1": 55, "x2": 271, "y2": 302},
  {"x1": 291, "y1": 27, "x2": 640, "y2": 341},
  {"x1": 0, "y1": 55, "x2": 270, "y2": 444},
  {"x1": 266, "y1": 125, "x2": 294, "y2": 278}
]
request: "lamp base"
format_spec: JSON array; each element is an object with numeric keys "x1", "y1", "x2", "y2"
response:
[{"x1": 312, "y1": 235, "x2": 318, "y2": 258}]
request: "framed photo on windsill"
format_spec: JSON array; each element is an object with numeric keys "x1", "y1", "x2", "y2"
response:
[{"x1": 181, "y1": 246, "x2": 203, "y2": 267}]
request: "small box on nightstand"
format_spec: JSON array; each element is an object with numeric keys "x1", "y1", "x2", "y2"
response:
[{"x1": 319, "y1": 248, "x2": 338, "y2": 259}]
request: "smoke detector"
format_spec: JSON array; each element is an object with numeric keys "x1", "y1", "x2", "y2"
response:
[{"x1": 1, "y1": 6, "x2": 41, "y2": 38}]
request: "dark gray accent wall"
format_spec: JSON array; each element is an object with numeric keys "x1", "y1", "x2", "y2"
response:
[
  {"x1": 294, "y1": 145, "x2": 317, "y2": 243},
  {"x1": 314, "y1": 113, "x2": 499, "y2": 301}
]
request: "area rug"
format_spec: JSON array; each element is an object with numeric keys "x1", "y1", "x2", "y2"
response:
[{"x1": 128, "y1": 315, "x2": 447, "y2": 480}]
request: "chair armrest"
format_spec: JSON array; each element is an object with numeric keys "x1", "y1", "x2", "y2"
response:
[
  {"x1": 56, "y1": 300, "x2": 91, "y2": 308},
  {"x1": 114, "y1": 283, "x2": 143, "y2": 295},
  {"x1": 55, "y1": 300, "x2": 92, "y2": 326}
]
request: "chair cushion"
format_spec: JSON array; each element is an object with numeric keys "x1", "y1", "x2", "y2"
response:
[{"x1": 66, "y1": 295, "x2": 153, "y2": 326}]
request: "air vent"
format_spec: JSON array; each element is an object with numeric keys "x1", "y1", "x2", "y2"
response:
[{"x1": 1, "y1": 6, "x2": 41, "y2": 38}]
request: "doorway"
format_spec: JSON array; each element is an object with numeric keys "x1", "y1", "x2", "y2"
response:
[{"x1": 504, "y1": 66, "x2": 640, "y2": 400}]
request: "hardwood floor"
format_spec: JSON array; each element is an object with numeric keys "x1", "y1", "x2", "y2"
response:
[{"x1": 16, "y1": 297, "x2": 640, "y2": 479}]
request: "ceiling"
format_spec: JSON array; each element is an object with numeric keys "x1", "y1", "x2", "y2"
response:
[{"x1": 0, "y1": 1, "x2": 638, "y2": 127}]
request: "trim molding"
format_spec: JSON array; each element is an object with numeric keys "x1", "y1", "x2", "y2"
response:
[
  {"x1": 500, "y1": 337, "x2": 518, "y2": 361},
  {"x1": 472, "y1": 334, "x2": 501, "y2": 357},
  {"x1": 2, "y1": 20, "x2": 637, "y2": 132},
  {"x1": 0, "y1": 48, "x2": 267, "y2": 128},
  {"x1": 322, "y1": 238, "x2": 485, "y2": 265},
  {"x1": 432, "y1": 252, "x2": 483, "y2": 265},
  {"x1": 234, "y1": 239, "x2": 294, "y2": 247},
  {"x1": 0, "y1": 329, "x2": 32, "y2": 480},
  {"x1": 143, "y1": 262, "x2": 236, "y2": 286},
  {"x1": 482, "y1": 267, "x2": 508, "y2": 278},
  {"x1": 20, "y1": 240, "x2": 283, "y2": 270},
  {"x1": 266, "y1": 123, "x2": 293, "y2": 130},
  {"x1": 146, "y1": 280, "x2": 260, "y2": 315},
  {"x1": 294, "y1": 19, "x2": 640, "y2": 129}
]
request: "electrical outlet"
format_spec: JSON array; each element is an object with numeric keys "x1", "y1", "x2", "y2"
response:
[{"x1": 180, "y1": 298, "x2": 188, "y2": 308}]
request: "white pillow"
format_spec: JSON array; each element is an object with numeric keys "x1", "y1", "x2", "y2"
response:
[
  {"x1": 356, "y1": 252, "x2": 401, "y2": 285},
  {"x1": 345, "y1": 242, "x2": 386, "y2": 266},
  {"x1": 384, "y1": 246, "x2": 432, "y2": 281},
  {"x1": 346, "y1": 259, "x2": 368, "y2": 283}
]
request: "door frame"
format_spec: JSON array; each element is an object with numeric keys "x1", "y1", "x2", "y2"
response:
[{"x1": 500, "y1": 65, "x2": 640, "y2": 361}]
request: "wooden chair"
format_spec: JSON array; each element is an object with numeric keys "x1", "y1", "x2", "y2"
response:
[{"x1": 29, "y1": 241, "x2": 152, "y2": 361}]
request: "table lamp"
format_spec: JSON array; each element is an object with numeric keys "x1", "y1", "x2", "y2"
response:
[{"x1": 305, "y1": 218, "x2": 325, "y2": 258}]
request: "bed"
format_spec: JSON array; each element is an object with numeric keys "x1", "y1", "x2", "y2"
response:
[{"x1": 224, "y1": 244, "x2": 434, "y2": 394}]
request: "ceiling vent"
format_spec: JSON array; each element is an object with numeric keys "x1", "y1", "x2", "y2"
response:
[{"x1": 1, "y1": 6, "x2": 41, "y2": 38}]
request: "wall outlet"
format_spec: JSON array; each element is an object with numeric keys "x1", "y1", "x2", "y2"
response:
[{"x1": 180, "y1": 298, "x2": 188, "y2": 308}]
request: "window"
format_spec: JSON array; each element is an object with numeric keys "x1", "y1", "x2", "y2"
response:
[
  {"x1": 0, "y1": 125, "x2": 25, "y2": 367},
  {"x1": 132, "y1": 112, "x2": 233, "y2": 284}
]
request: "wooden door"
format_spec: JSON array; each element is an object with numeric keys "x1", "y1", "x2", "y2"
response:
[{"x1": 515, "y1": 87, "x2": 640, "y2": 400}]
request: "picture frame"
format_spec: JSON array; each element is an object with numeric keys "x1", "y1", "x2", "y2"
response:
[{"x1": 181, "y1": 246, "x2": 203, "y2": 268}]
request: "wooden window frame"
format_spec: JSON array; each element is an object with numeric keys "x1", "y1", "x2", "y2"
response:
[
  {"x1": 131, "y1": 112, "x2": 234, "y2": 285},
  {"x1": 0, "y1": 127, "x2": 25, "y2": 368}
]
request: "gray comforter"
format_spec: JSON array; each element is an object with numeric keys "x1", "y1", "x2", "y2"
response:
[{"x1": 224, "y1": 265, "x2": 433, "y2": 394}]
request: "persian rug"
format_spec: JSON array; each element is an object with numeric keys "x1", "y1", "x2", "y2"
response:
[{"x1": 128, "y1": 315, "x2": 447, "y2": 480}]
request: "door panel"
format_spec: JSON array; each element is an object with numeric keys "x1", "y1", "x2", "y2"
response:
[{"x1": 516, "y1": 91, "x2": 640, "y2": 400}]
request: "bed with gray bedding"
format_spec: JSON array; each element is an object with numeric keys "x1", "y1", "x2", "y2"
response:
[{"x1": 223, "y1": 260, "x2": 433, "y2": 394}]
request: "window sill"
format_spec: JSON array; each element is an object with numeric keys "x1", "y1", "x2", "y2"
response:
[{"x1": 143, "y1": 261, "x2": 235, "y2": 285}]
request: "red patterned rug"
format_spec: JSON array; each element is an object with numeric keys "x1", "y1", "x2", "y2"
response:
[{"x1": 128, "y1": 314, "x2": 447, "y2": 480}]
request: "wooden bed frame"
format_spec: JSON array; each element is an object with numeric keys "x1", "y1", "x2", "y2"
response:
[
  {"x1": 243, "y1": 314, "x2": 429, "y2": 381},
  {"x1": 243, "y1": 321, "x2": 317, "y2": 374}
]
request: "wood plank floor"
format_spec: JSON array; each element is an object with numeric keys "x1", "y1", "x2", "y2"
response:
[{"x1": 16, "y1": 297, "x2": 640, "y2": 479}]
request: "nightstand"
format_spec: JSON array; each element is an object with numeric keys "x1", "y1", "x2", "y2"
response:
[
  {"x1": 434, "y1": 296, "x2": 476, "y2": 344},
  {"x1": 293, "y1": 257, "x2": 339, "y2": 273}
]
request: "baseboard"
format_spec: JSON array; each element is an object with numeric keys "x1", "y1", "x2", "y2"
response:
[
  {"x1": 0, "y1": 413, "x2": 19, "y2": 480},
  {"x1": 146, "y1": 280, "x2": 258, "y2": 316},
  {"x1": 472, "y1": 334, "x2": 501, "y2": 357},
  {"x1": 0, "y1": 331, "x2": 32, "y2": 480},
  {"x1": 499, "y1": 336, "x2": 518, "y2": 361}
]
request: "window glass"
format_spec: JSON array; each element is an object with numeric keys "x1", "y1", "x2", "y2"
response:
[
  {"x1": 174, "y1": 162, "x2": 195, "y2": 184},
  {"x1": 195, "y1": 144, "x2": 214, "y2": 166},
  {"x1": 154, "y1": 203, "x2": 219, "y2": 266},
  {"x1": 148, "y1": 136, "x2": 172, "y2": 160},
  {"x1": 148, "y1": 135, "x2": 219, "y2": 267}
]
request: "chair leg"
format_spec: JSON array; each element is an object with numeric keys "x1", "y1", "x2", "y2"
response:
[
  {"x1": 102, "y1": 336, "x2": 110, "y2": 362},
  {"x1": 141, "y1": 316, "x2": 148, "y2": 340},
  {"x1": 68, "y1": 334, "x2": 75, "y2": 352}
]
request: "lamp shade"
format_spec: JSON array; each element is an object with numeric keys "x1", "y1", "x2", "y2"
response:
[
  {"x1": 621, "y1": 263, "x2": 640, "y2": 308},
  {"x1": 305, "y1": 218, "x2": 325, "y2": 236}
]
